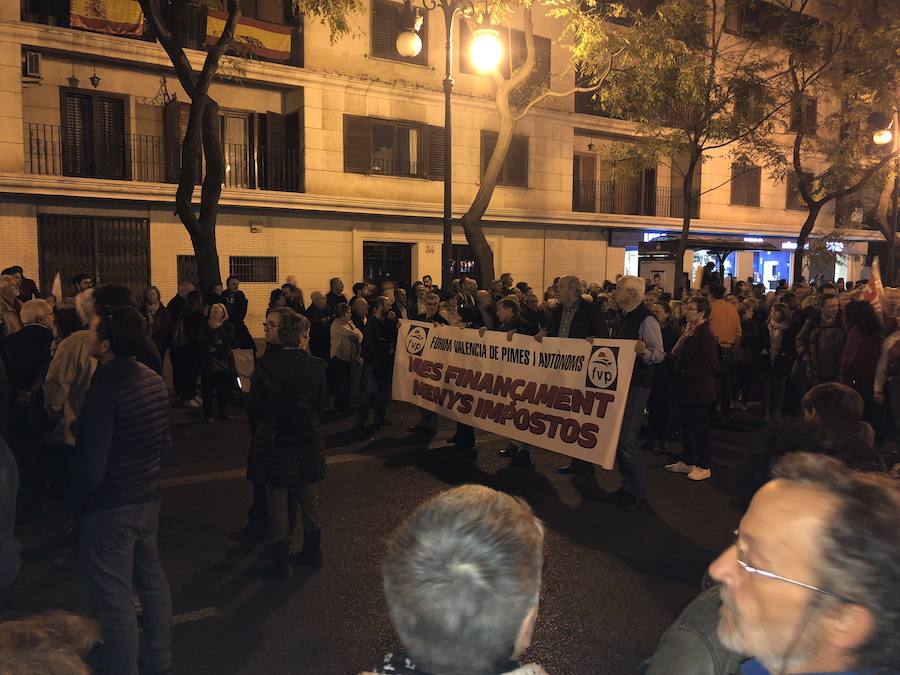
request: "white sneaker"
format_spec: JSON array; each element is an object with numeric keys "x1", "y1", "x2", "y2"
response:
[
  {"x1": 665, "y1": 461, "x2": 694, "y2": 474},
  {"x1": 687, "y1": 467, "x2": 712, "y2": 481}
]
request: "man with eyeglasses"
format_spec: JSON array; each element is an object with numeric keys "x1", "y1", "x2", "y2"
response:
[{"x1": 643, "y1": 452, "x2": 900, "y2": 675}]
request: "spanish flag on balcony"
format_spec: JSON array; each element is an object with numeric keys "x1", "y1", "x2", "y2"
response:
[
  {"x1": 70, "y1": 0, "x2": 144, "y2": 37},
  {"x1": 206, "y1": 10, "x2": 292, "y2": 62}
]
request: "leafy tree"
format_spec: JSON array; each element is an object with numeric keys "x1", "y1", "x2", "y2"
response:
[
  {"x1": 750, "y1": 0, "x2": 900, "y2": 282},
  {"x1": 592, "y1": 0, "x2": 792, "y2": 288},
  {"x1": 457, "y1": 1, "x2": 623, "y2": 287},
  {"x1": 139, "y1": 0, "x2": 358, "y2": 292}
]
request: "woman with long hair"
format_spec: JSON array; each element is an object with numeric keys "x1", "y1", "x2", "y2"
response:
[{"x1": 140, "y1": 286, "x2": 175, "y2": 366}]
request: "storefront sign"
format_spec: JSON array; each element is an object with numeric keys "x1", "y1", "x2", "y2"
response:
[{"x1": 392, "y1": 320, "x2": 637, "y2": 468}]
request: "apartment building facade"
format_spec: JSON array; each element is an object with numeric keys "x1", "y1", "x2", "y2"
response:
[{"x1": 0, "y1": 0, "x2": 877, "y2": 332}]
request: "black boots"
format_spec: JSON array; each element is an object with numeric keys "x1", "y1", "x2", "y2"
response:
[{"x1": 291, "y1": 530, "x2": 322, "y2": 568}]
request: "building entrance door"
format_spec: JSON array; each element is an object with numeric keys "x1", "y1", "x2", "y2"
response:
[{"x1": 363, "y1": 241, "x2": 413, "y2": 289}]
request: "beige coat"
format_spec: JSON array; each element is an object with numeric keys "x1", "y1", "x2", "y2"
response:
[
  {"x1": 330, "y1": 319, "x2": 363, "y2": 362},
  {"x1": 43, "y1": 330, "x2": 97, "y2": 446}
]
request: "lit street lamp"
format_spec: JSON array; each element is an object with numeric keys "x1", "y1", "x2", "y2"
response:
[
  {"x1": 396, "y1": 0, "x2": 502, "y2": 287},
  {"x1": 869, "y1": 111, "x2": 899, "y2": 286}
]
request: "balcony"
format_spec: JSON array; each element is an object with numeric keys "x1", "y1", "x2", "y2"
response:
[
  {"x1": 25, "y1": 123, "x2": 303, "y2": 193},
  {"x1": 572, "y1": 179, "x2": 700, "y2": 219}
]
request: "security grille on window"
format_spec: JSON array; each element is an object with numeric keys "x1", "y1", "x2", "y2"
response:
[
  {"x1": 343, "y1": 115, "x2": 445, "y2": 179},
  {"x1": 371, "y1": 0, "x2": 428, "y2": 65},
  {"x1": 37, "y1": 215, "x2": 150, "y2": 298},
  {"x1": 229, "y1": 256, "x2": 277, "y2": 283},
  {"x1": 789, "y1": 96, "x2": 818, "y2": 135},
  {"x1": 730, "y1": 162, "x2": 762, "y2": 207},
  {"x1": 481, "y1": 131, "x2": 528, "y2": 188},
  {"x1": 176, "y1": 255, "x2": 200, "y2": 287},
  {"x1": 724, "y1": 0, "x2": 761, "y2": 36}
]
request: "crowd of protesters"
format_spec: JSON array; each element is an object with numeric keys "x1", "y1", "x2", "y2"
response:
[{"x1": 0, "y1": 262, "x2": 899, "y2": 675}]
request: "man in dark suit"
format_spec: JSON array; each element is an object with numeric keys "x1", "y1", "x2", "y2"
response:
[
  {"x1": 537, "y1": 276, "x2": 603, "y2": 474},
  {"x1": 471, "y1": 290, "x2": 496, "y2": 330},
  {"x1": 457, "y1": 277, "x2": 479, "y2": 327},
  {"x1": 326, "y1": 278, "x2": 348, "y2": 309},
  {"x1": 356, "y1": 297, "x2": 394, "y2": 429},
  {"x1": 3, "y1": 299, "x2": 54, "y2": 511},
  {"x1": 304, "y1": 291, "x2": 334, "y2": 364}
]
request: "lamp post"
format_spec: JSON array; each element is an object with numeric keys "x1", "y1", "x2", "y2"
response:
[
  {"x1": 870, "y1": 111, "x2": 899, "y2": 286},
  {"x1": 396, "y1": 0, "x2": 502, "y2": 289}
]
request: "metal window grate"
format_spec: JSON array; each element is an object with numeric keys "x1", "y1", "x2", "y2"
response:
[
  {"x1": 229, "y1": 256, "x2": 277, "y2": 283},
  {"x1": 37, "y1": 215, "x2": 150, "y2": 299},
  {"x1": 177, "y1": 255, "x2": 200, "y2": 287}
]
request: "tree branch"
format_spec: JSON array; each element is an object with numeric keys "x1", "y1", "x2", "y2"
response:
[{"x1": 138, "y1": 0, "x2": 198, "y2": 96}]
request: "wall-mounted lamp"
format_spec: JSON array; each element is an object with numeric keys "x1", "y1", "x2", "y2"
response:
[
  {"x1": 587, "y1": 142, "x2": 596, "y2": 152},
  {"x1": 67, "y1": 63, "x2": 79, "y2": 89},
  {"x1": 89, "y1": 64, "x2": 101, "y2": 88}
]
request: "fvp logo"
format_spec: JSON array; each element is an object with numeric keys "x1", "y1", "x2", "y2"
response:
[
  {"x1": 586, "y1": 345, "x2": 619, "y2": 390},
  {"x1": 406, "y1": 325, "x2": 429, "y2": 355}
]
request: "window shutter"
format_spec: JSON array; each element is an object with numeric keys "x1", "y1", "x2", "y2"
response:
[
  {"x1": 243, "y1": 0, "x2": 259, "y2": 19},
  {"x1": 372, "y1": 0, "x2": 398, "y2": 58},
  {"x1": 731, "y1": 162, "x2": 760, "y2": 207},
  {"x1": 164, "y1": 100, "x2": 198, "y2": 183},
  {"x1": 96, "y1": 96, "x2": 128, "y2": 179},
  {"x1": 532, "y1": 36, "x2": 551, "y2": 88},
  {"x1": 805, "y1": 97, "x2": 818, "y2": 135},
  {"x1": 506, "y1": 136, "x2": 528, "y2": 187},
  {"x1": 344, "y1": 114, "x2": 372, "y2": 174},
  {"x1": 285, "y1": 106, "x2": 304, "y2": 192},
  {"x1": 256, "y1": 0, "x2": 283, "y2": 23},
  {"x1": 481, "y1": 130, "x2": 498, "y2": 181},
  {"x1": 62, "y1": 93, "x2": 93, "y2": 177},
  {"x1": 426, "y1": 124, "x2": 445, "y2": 181}
]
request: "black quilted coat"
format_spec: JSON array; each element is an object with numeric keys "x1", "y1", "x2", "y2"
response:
[{"x1": 247, "y1": 348, "x2": 328, "y2": 487}]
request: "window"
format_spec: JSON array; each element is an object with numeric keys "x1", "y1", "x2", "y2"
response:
[
  {"x1": 343, "y1": 115, "x2": 445, "y2": 179},
  {"x1": 789, "y1": 96, "x2": 818, "y2": 135},
  {"x1": 460, "y1": 22, "x2": 550, "y2": 89},
  {"x1": 371, "y1": 0, "x2": 428, "y2": 65},
  {"x1": 730, "y1": 161, "x2": 761, "y2": 207},
  {"x1": 786, "y1": 171, "x2": 812, "y2": 210},
  {"x1": 61, "y1": 89, "x2": 130, "y2": 180},
  {"x1": 734, "y1": 82, "x2": 764, "y2": 124},
  {"x1": 37, "y1": 215, "x2": 150, "y2": 299},
  {"x1": 724, "y1": 0, "x2": 761, "y2": 36},
  {"x1": 481, "y1": 131, "x2": 528, "y2": 188},
  {"x1": 177, "y1": 255, "x2": 200, "y2": 287},
  {"x1": 229, "y1": 256, "x2": 277, "y2": 283}
]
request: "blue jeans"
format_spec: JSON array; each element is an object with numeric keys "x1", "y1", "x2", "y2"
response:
[
  {"x1": 80, "y1": 500, "x2": 172, "y2": 675},
  {"x1": 617, "y1": 385, "x2": 651, "y2": 497}
]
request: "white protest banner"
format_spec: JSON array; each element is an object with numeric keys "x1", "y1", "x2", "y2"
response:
[{"x1": 392, "y1": 320, "x2": 637, "y2": 468}]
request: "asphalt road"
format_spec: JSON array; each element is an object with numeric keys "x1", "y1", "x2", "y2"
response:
[{"x1": 4, "y1": 397, "x2": 758, "y2": 675}]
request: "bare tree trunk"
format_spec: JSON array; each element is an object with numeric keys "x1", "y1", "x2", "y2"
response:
[
  {"x1": 139, "y1": 0, "x2": 238, "y2": 293},
  {"x1": 792, "y1": 205, "x2": 822, "y2": 283},
  {"x1": 675, "y1": 149, "x2": 701, "y2": 294}
]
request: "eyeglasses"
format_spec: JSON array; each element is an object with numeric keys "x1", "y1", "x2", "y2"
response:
[{"x1": 732, "y1": 530, "x2": 850, "y2": 603}]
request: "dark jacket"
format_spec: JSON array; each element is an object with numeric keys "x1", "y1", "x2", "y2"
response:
[
  {"x1": 518, "y1": 308, "x2": 542, "y2": 336},
  {"x1": 674, "y1": 321, "x2": 718, "y2": 403},
  {"x1": 0, "y1": 436, "x2": 19, "y2": 590},
  {"x1": 70, "y1": 357, "x2": 170, "y2": 513},
  {"x1": 549, "y1": 300, "x2": 603, "y2": 339},
  {"x1": 196, "y1": 322, "x2": 236, "y2": 375},
  {"x1": 361, "y1": 315, "x2": 394, "y2": 379},
  {"x1": 167, "y1": 293, "x2": 186, "y2": 320},
  {"x1": 797, "y1": 315, "x2": 846, "y2": 383},
  {"x1": 650, "y1": 321, "x2": 680, "y2": 397},
  {"x1": 3, "y1": 324, "x2": 53, "y2": 435},
  {"x1": 221, "y1": 290, "x2": 254, "y2": 350},
  {"x1": 0, "y1": 358, "x2": 7, "y2": 439},
  {"x1": 305, "y1": 303, "x2": 334, "y2": 363},
  {"x1": 17, "y1": 277, "x2": 39, "y2": 304},
  {"x1": 247, "y1": 349, "x2": 327, "y2": 487},
  {"x1": 840, "y1": 327, "x2": 880, "y2": 400},
  {"x1": 614, "y1": 303, "x2": 657, "y2": 389},
  {"x1": 326, "y1": 291, "x2": 348, "y2": 309},
  {"x1": 142, "y1": 304, "x2": 175, "y2": 357}
]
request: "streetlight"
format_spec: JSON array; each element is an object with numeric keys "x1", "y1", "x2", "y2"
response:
[
  {"x1": 396, "y1": 0, "x2": 502, "y2": 288},
  {"x1": 868, "y1": 111, "x2": 899, "y2": 286}
]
